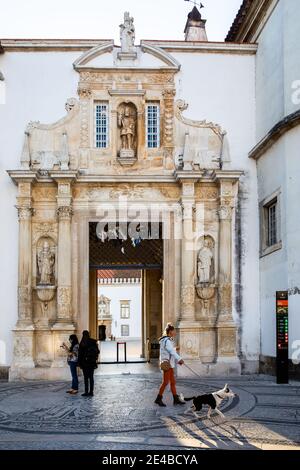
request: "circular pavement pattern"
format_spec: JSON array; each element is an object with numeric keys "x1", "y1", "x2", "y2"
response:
[{"x1": 0, "y1": 376, "x2": 255, "y2": 434}]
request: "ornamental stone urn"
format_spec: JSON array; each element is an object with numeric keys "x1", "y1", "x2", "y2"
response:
[
  {"x1": 196, "y1": 283, "x2": 216, "y2": 301},
  {"x1": 35, "y1": 285, "x2": 57, "y2": 326}
]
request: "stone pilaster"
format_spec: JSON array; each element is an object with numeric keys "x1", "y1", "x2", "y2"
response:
[
  {"x1": 162, "y1": 88, "x2": 176, "y2": 170},
  {"x1": 214, "y1": 171, "x2": 242, "y2": 369},
  {"x1": 179, "y1": 181, "x2": 197, "y2": 322},
  {"x1": 11, "y1": 178, "x2": 36, "y2": 375},
  {"x1": 51, "y1": 175, "x2": 76, "y2": 367},
  {"x1": 52, "y1": 176, "x2": 76, "y2": 329},
  {"x1": 54, "y1": 179, "x2": 74, "y2": 327},
  {"x1": 78, "y1": 83, "x2": 92, "y2": 169}
]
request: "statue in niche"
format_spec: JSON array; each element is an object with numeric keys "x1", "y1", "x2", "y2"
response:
[
  {"x1": 37, "y1": 240, "x2": 55, "y2": 285},
  {"x1": 197, "y1": 238, "x2": 214, "y2": 284},
  {"x1": 119, "y1": 12, "x2": 135, "y2": 53},
  {"x1": 118, "y1": 104, "x2": 137, "y2": 155}
]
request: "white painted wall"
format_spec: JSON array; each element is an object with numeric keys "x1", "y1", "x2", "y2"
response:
[
  {"x1": 0, "y1": 51, "x2": 79, "y2": 365},
  {"x1": 255, "y1": 0, "x2": 300, "y2": 140},
  {"x1": 257, "y1": 128, "x2": 300, "y2": 359},
  {"x1": 98, "y1": 283, "x2": 142, "y2": 340}
]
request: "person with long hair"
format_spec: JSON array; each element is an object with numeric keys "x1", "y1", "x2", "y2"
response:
[
  {"x1": 61, "y1": 334, "x2": 79, "y2": 395},
  {"x1": 78, "y1": 330, "x2": 99, "y2": 397},
  {"x1": 155, "y1": 323, "x2": 185, "y2": 407}
]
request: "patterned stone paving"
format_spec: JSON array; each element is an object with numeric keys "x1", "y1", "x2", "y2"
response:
[{"x1": 0, "y1": 374, "x2": 299, "y2": 449}]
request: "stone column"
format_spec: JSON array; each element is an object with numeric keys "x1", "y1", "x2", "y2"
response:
[
  {"x1": 177, "y1": 178, "x2": 202, "y2": 367},
  {"x1": 214, "y1": 172, "x2": 241, "y2": 372},
  {"x1": 11, "y1": 178, "x2": 36, "y2": 377},
  {"x1": 180, "y1": 181, "x2": 197, "y2": 322},
  {"x1": 51, "y1": 175, "x2": 76, "y2": 368},
  {"x1": 54, "y1": 179, "x2": 75, "y2": 326}
]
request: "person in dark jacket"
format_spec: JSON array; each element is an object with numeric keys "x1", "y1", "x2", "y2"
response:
[{"x1": 78, "y1": 330, "x2": 99, "y2": 397}]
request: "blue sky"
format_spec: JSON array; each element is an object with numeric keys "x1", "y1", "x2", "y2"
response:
[{"x1": 0, "y1": 0, "x2": 242, "y2": 41}]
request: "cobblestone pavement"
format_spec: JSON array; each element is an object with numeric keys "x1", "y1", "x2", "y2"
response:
[{"x1": 0, "y1": 373, "x2": 299, "y2": 450}]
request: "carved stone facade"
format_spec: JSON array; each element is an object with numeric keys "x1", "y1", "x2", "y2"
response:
[{"x1": 7, "y1": 13, "x2": 243, "y2": 380}]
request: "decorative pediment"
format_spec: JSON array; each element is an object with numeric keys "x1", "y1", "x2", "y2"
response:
[{"x1": 73, "y1": 41, "x2": 180, "y2": 72}]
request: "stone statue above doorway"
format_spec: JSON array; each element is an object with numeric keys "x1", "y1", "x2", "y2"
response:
[
  {"x1": 117, "y1": 102, "x2": 137, "y2": 165},
  {"x1": 118, "y1": 12, "x2": 137, "y2": 60}
]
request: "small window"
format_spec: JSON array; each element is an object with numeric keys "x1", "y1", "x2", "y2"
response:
[
  {"x1": 146, "y1": 104, "x2": 160, "y2": 148},
  {"x1": 120, "y1": 301, "x2": 130, "y2": 319},
  {"x1": 121, "y1": 325, "x2": 129, "y2": 337},
  {"x1": 260, "y1": 192, "x2": 281, "y2": 257},
  {"x1": 267, "y1": 200, "x2": 277, "y2": 247},
  {"x1": 94, "y1": 102, "x2": 109, "y2": 148}
]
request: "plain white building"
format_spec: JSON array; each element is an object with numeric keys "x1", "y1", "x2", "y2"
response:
[
  {"x1": 227, "y1": 0, "x2": 300, "y2": 377},
  {"x1": 98, "y1": 270, "x2": 142, "y2": 340}
]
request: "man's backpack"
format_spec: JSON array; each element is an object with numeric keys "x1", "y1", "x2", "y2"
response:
[{"x1": 85, "y1": 341, "x2": 99, "y2": 365}]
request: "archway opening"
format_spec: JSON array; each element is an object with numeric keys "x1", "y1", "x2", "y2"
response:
[{"x1": 89, "y1": 222, "x2": 163, "y2": 364}]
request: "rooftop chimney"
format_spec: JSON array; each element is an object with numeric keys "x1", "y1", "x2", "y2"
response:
[{"x1": 184, "y1": 6, "x2": 207, "y2": 41}]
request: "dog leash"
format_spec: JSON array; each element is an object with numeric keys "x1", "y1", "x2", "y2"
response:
[{"x1": 183, "y1": 363, "x2": 202, "y2": 379}]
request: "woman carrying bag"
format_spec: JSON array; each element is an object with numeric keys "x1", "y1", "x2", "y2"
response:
[
  {"x1": 155, "y1": 323, "x2": 185, "y2": 407},
  {"x1": 61, "y1": 334, "x2": 79, "y2": 395}
]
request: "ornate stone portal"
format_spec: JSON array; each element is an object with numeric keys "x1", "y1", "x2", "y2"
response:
[{"x1": 7, "y1": 13, "x2": 242, "y2": 380}]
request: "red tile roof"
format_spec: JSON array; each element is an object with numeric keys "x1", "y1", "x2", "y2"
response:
[
  {"x1": 97, "y1": 269, "x2": 141, "y2": 280},
  {"x1": 225, "y1": 0, "x2": 253, "y2": 42}
]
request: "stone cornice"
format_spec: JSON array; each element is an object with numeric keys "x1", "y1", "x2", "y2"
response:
[
  {"x1": 7, "y1": 170, "x2": 245, "y2": 185},
  {"x1": 0, "y1": 39, "x2": 112, "y2": 52},
  {"x1": 0, "y1": 38, "x2": 257, "y2": 55},
  {"x1": 175, "y1": 171, "x2": 203, "y2": 183},
  {"x1": 76, "y1": 174, "x2": 177, "y2": 184},
  {"x1": 249, "y1": 109, "x2": 300, "y2": 160},
  {"x1": 7, "y1": 170, "x2": 37, "y2": 185},
  {"x1": 225, "y1": 0, "x2": 279, "y2": 43},
  {"x1": 49, "y1": 171, "x2": 79, "y2": 182},
  {"x1": 145, "y1": 40, "x2": 257, "y2": 55},
  {"x1": 212, "y1": 170, "x2": 244, "y2": 182}
]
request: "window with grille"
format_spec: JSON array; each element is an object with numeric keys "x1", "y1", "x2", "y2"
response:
[
  {"x1": 120, "y1": 301, "x2": 130, "y2": 319},
  {"x1": 94, "y1": 102, "x2": 109, "y2": 148},
  {"x1": 121, "y1": 325, "x2": 129, "y2": 337},
  {"x1": 267, "y1": 200, "x2": 277, "y2": 247},
  {"x1": 260, "y1": 193, "x2": 281, "y2": 256},
  {"x1": 146, "y1": 104, "x2": 160, "y2": 148}
]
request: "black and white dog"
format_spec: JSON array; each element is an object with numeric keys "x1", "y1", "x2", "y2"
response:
[{"x1": 182, "y1": 384, "x2": 236, "y2": 419}]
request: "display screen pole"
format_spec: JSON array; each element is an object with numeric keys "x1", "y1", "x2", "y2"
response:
[{"x1": 276, "y1": 291, "x2": 289, "y2": 384}]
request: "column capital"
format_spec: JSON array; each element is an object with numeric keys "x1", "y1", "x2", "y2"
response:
[
  {"x1": 217, "y1": 204, "x2": 233, "y2": 221},
  {"x1": 57, "y1": 206, "x2": 73, "y2": 221},
  {"x1": 16, "y1": 206, "x2": 35, "y2": 221},
  {"x1": 180, "y1": 200, "x2": 196, "y2": 220}
]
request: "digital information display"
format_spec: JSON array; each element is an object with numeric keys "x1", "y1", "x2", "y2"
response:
[{"x1": 276, "y1": 291, "x2": 289, "y2": 384}]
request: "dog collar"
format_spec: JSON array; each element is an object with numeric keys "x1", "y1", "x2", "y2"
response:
[{"x1": 216, "y1": 394, "x2": 223, "y2": 399}]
